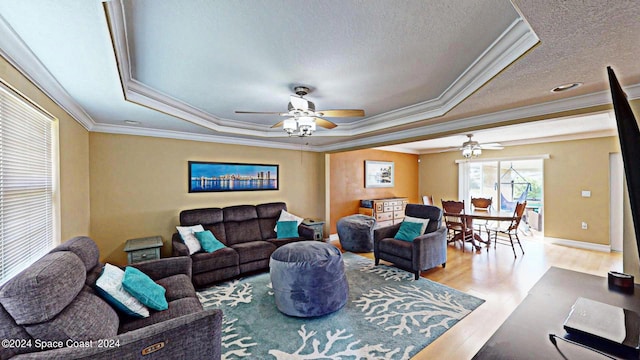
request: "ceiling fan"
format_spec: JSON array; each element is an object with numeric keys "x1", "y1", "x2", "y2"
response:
[
  {"x1": 455, "y1": 134, "x2": 503, "y2": 158},
  {"x1": 235, "y1": 86, "x2": 365, "y2": 137}
]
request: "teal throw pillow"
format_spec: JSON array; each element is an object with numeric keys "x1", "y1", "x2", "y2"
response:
[
  {"x1": 194, "y1": 230, "x2": 226, "y2": 253},
  {"x1": 95, "y1": 264, "x2": 149, "y2": 318},
  {"x1": 277, "y1": 220, "x2": 299, "y2": 239},
  {"x1": 394, "y1": 220, "x2": 424, "y2": 242},
  {"x1": 122, "y1": 266, "x2": 168, "y2": 311}
]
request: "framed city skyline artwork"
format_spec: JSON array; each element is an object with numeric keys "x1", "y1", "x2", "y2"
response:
[{"x1": 188, "y1": 161, "x2": 279, "y2": 193}]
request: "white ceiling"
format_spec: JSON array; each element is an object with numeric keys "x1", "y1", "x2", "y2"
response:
[{"x1": 0, "y1": 0, "x2": 638, "y2": 153}]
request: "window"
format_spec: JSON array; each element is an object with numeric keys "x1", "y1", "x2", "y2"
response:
[{"x1": 0, "y1": 82, "x2": 57, "y2": 285}]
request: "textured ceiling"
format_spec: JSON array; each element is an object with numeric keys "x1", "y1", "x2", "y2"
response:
[{"x1": 0, "y1": 0, "x2": 638, "y2": 152}]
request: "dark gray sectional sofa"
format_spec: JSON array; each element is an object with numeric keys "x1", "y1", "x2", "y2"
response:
[
  {"x1": 172, "y1": 202, "x2": 315, "y2": 288},
  {"x1": 0, "y1": 236, "x2": 222, "y2": 359}
]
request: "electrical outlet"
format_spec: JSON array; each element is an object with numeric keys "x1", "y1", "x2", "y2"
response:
[{"x1": 581, "y1": 222, "x2": 588, "y2": 230}]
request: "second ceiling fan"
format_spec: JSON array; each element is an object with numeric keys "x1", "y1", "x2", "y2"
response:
[{"x1": 235, "y1": 86, "x2": 365, "y2": 136}]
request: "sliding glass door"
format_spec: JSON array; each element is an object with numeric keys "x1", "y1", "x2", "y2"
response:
[{"x1": 460, "y1": 158, "x2": 544, "y2": 232}]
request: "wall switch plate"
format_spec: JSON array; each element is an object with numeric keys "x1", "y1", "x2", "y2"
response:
[
  {"x1": 581, "y1": 190, "x2": 591, "y2": 197},
  {"x1": 582, "y1": 222, "x2": 588, "y2": 230}
]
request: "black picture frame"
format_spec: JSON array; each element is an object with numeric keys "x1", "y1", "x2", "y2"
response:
[{"x1": 188, "y1": 161, "x2": 279, "y2": 193}]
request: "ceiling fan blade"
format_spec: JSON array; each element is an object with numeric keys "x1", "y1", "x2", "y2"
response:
[
  {"x1": 235, "y1": 111, "x2": 282, "y2": 115},
  {"x1": 317, "y1": 109, "x2": 365, "y2": 117},
  {"x1": 479, "y1": 142, "x2": 504, "y2": 150},
  {"x1": 314, "y1": 117, "x2": 337, "y2": 129},
  {"x1": 271, "y1": 120, "x2": 284, "y2": 128},
  {"x1": 289, "y1": 96, "x2": 309, "y2": 111}
]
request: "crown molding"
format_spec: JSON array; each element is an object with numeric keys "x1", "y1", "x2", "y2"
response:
[
  {"x1": 104, "y1": 1, "x2": 539, "y2": 138},
  {"x1": 91, "y1": 123, "x2": 313, "y2": 151},
  {"x1": 339, "y1": 17, "x2": 540, "y2": 133},
  {"x1": 316, "y1": 83, "x2": 639, "y2": 152},
  {"x1": 0, "y1": 14, "x2": 96, "y2": 130}
]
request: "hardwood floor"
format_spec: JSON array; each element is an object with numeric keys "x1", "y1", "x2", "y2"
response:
[{"x1": 334, "y1": 234, "x2": 623, "y2": 360}]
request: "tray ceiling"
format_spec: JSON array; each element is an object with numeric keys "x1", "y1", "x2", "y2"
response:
[{"x1": 0, "y1": 1, "x2": 639, "y2": 152}]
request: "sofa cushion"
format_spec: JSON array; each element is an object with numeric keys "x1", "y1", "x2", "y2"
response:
[
  {"x1": 95, "y1": 264, "x2": 149, "y2": 318},
  {"x1": 118, "y1": 297, "x2": 203, "y2": 333},
  {"x1": 276, "y1": 221, "x2": 299, "y2": 238},
  {"x1": 231, "y1": 241, "x2": 277, "y2": 265},
  {"x1": 122, "y1": 267, "x2": 168, "y2": 311},
  {"x1": 50, "y1": 236, "x2": 100, "y2": 271},
  {"x1": 203, "y1": 223, "x2": 227, "y2": 243},
  {"x1": 195, "y1": 230, "x2": 226, "y2": 252},
  {"x1": 224, "y1": 219, "x2": 263, "y2": 245},
  {"x1": 191, "y1": 247, "x2": 239, "y2": 274},
  {"x1": 177, "y1": 225, "x2": 204, "y2": 255},
  {"x1": 23, "y1": 287, "x2": 119, "y2": 343},
  {"x1": 256, "y1": 202, "x2": 287, "y2": 219},
  {"x1": 180, "y1": 207, "x2": 223, "y2": 226},
  {"x1": 0, "y1": 252, "x2": 85, "y2": 325},
  {"x1": 223, "y1": 205, "x2": 258, "y2": 222},
  {"x1": 0, "y1": 303, "x2": 32, "y2": 359},
  {"x1": 155, "y1": 274, "x2": 197, "y2": 302},
  {"x1": 378, "y1": 237, "x2": 413, "y2": 260}
]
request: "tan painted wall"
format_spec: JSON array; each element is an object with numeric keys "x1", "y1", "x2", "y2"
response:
[
  {"x1": 328, "y1": 149, "x2": 419, "y2": 234},
  {"x1": 0, "y1": 57, "x2": 91, "y2": 241},
  {"x1": 420, "y1": 136, "x2": 620, "y2": 245},
  {"x1": 89, "y1": 133, "x2": 325, "y2": 265}
]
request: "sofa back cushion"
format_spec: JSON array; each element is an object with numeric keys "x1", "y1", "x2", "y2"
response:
[
  {"x1": 23, "y1": 286, "x2": 118, "y2": 344},
  {"x1": 180, "y1": 208, "x2": 227, "y2": 243},
  {"x1": 180, "y1": 207, "x2": 224, "y2": 226},
  {"x1": 0, "y1": 252, "x2": 86, "y2": 325},
  {"x1": 49, "y1": 236, "x2": 99, "y2": 271},
  {"x1": 256, "y1": 202, "x2": 287, "y2": 239},
  {"x1": 405, "y1": 204, "x2": 443, "y2": 233},
  {"x1": 223, "y1": 205, "x2": 262, "y2": 245}
]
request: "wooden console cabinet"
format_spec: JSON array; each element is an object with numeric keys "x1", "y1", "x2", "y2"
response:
[{"x1": 359, "y1": 197, "x2": 408, "y2": 228}]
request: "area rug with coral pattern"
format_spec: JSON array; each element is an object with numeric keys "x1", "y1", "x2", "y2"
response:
[{"x1": 198, "y1": 252, "x2": 484, "y2": 359}]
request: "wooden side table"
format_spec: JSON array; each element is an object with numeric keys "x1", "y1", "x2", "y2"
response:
[
  {"x1": 124, "y1": 236, "x2": 163, "y2": 264},
  {"x1": 302, "y1": 219, "x2": 325, "y2": 241}
]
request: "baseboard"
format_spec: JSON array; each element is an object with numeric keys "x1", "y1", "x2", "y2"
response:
[{"x1": 547, "y1": 237, "x2": 611, "y2": 252}]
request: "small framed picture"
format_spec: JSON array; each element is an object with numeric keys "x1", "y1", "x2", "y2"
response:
[{"x1": 364, "y1": 160, "x2": 394, "y2": 188}]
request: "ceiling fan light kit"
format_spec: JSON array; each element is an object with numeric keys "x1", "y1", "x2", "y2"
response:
[
  {"x1": 235, "y1": 86, "x2": 364, "y2": 137},
  {"x1": 459, "y1": 134, "x2": 503, "y2": 158}
]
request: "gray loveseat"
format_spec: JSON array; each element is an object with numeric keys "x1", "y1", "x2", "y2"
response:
[
  {"x1": 0, "y1": 236, "x2": 222, "y2": 359},
  {"x1": 172, "y1": 202, "x2": 315, "y2": 288}
]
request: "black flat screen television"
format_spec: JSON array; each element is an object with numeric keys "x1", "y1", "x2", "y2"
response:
[{"x1": 607, "y1": 67, "x2": 640, "y2": 267}]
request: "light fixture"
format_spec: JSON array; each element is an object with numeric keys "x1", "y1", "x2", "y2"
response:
[
  {"x1": 124, "y1": 120, "x2": 141, "y2": 125},
  {"x1": 461, "y1": 137, "x2": 482, "y2": 158},
  {"x1": 283, "y1": 117, "x2": 316, "y2": 137},
  {"x1": 551, "y1": 82, "x2": 582, "y2": 93}
]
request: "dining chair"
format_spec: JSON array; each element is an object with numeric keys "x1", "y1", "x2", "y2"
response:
[
  {"x1": 470, "y1": 197, "x2": 492, "y2": 240},
  {"x1": 441, "y1": 199, "x2": 475, "y2": 252},
  {"x1": 422, "y1": 195, "x2": 434, "y2": 206},
  {"x1": 489, "y1": 201, "x2": 527, "y2": 257}
]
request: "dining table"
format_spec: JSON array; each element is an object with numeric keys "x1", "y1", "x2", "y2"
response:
[{"x1": 444, "y1": 207, "x2": 518, "y2": 251}]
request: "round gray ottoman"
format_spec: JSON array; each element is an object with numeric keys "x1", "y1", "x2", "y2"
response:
[
  {"x1": 270, "y1": 241, "x2": 348, "y2": 317},
  {"x1": 337, "y1": 214, "x2": 377, "y2": 252}
]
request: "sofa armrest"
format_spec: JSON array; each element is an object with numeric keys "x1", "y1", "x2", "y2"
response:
[
  {"x1": 12, "y1": 309, "x2": 223, "y2": 360},
  {"x1": 130, "y1": 256, "x2": 192, "y2": 281},
  {"x1": 412, "y1": 226, "x2": 448, "y2": 265},
  {"x1": 298, "y1": 224, "x2": 315, "y2": 240},
  {"x1": 171, "y1": 233, "x2": 190, "y2": 257}
]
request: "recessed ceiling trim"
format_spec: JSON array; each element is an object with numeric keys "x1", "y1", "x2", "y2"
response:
[
  {"x1": 313, "y1": 83, "x2": 640, "y2": 152},
  {"x1": 104, "y1": 0, "x2": 538, "y2": 138},
  {"x1": 91, "y1": 123, "x2": 313, "y2": 151},
  {"x1": 338, "y1": 17, "x2": 540, "y2": 133},
  {"x1": 0, "y1": 13, "x2": 95, "y2": 130}
]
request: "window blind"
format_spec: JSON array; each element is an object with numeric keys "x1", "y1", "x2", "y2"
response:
[{"x1": 0, "y1": 82, "x2": 55, "y2": 285}]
